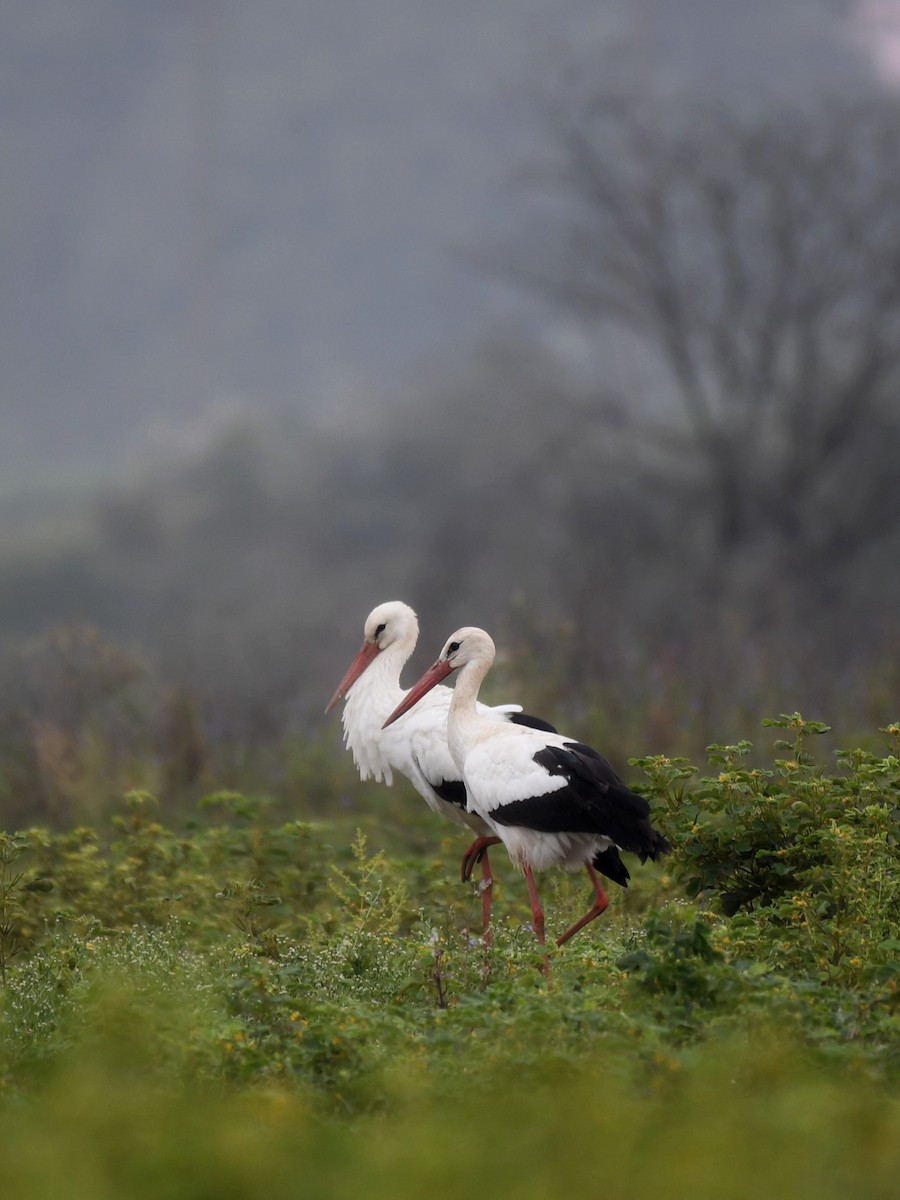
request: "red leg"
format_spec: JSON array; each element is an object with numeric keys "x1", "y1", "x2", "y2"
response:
[
  {"x1": 479, "y1": 851, "x2": 494, "y2": 945},
  {"x1": 522, "y1": 865, "x2": 545, "y2": 943},
  {"x1": 555, "y1": 863, "x2": 610, "y2": 947},
  {"x1": 523, "y1": 865, "x2": 552, "y2": 978},
  {"x1": 460, "y1": 836, "x2": 501, "y2": 882}
]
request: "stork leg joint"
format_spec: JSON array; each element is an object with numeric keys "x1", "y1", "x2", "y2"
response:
[{"x1": 460, "y1": 836, "x2": 501, "y2": 883}]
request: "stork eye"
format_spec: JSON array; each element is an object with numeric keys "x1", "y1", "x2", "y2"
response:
[
  {"x1": 374, "y1": 623, "x2": 386, "y2": 638},
  {"x1": 447, "y1": 640, "x2": 461, "y2": 654}
]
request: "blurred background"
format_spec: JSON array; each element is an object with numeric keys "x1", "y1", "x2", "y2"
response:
[{"x1": 2, "y1": 0, "x2": 900, "y2": 825}]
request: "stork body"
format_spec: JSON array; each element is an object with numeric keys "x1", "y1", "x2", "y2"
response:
[
  {"x1": 325, "y1": 603, "x2": 555, "y2": 935},
  {"x1": 384, "y1": 627, "x2": 670, "y2": 952}
]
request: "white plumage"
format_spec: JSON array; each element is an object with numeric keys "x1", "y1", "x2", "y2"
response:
[
  {"x1": 325, "y1": 602, "x2": 552, "y2": 934},
  {"x1": 384, "y1": 626, "x2": 671, "y2": 956}
]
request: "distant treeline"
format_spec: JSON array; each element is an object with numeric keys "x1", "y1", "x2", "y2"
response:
[{"x1": 1, "y1": 96, "x2": 899, "y2": 824}]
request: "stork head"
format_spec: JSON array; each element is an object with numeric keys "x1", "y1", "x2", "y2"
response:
[
  {"x1": 382, "y1": 627, "x2": 496, "y2": 727},
  {"x1": 325, "y1": 601, "x2": 419, "y2": 713},
  {"x1": 436, "y1": 627, "x2": 496, "y2": 673}
]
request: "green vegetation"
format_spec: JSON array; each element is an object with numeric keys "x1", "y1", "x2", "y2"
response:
[{"x1": 0, "y1": 716, "x2": 898, "y2": 1197}]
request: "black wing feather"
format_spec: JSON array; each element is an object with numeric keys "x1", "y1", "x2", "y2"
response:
[
  {"x1": 591, "y1": 845, "x2": 631, "y2": 887},
  {"x1": 491, "y1": 741, "x2": 671, "y2": 864},
  {"x1": 508, "y1": 711, "x2": 559, "y2": 734},
  {"x1": 430, "y1": 778, "x2": 468, "y2": 810}
]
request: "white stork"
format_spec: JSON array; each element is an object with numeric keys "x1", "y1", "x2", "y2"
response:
[
  {"x1": 383, "y1": 627, "x2": 671, "y2": 954},
  {"x1": 325, "y1": 602, "x2": 556, "y2": 936}
]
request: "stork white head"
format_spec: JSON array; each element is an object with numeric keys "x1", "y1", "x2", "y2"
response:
[
  {"x1": 325, "y1": 601, "x2": 420, "y2": 713},
  {"x1": 436, "y1": 627, "x2": 496, "y2": 673},
  {"x1": 381, "y1": 627, "x2": 496, "y2": 727}
]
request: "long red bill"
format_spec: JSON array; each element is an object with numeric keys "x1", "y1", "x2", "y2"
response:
[
  {"x1": 382, "y1": 659, "x2": 454, "y2": 728},
  {"x1": 324, "y1": 641, "x2": 381, "y2": 714}
]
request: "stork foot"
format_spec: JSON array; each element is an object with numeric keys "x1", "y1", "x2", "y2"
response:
[{"x1": 460, "y1": 836, "x2": 501, "y2": 883}]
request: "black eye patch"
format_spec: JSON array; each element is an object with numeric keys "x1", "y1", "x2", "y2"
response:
[
  {"x1": 447, "y1": 641, "x2": 461, "y2": 654},
  {"x1": 375, "y1": 623, "x2": 386, "y2": 637}
]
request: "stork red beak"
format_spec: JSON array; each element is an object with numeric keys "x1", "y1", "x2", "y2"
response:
[
  {"x1": 382, "y1": 658, "x2": 454, "y2": 728},
  {"x1": 325, "y1": 641, "x2": 381, "y2": 714}
]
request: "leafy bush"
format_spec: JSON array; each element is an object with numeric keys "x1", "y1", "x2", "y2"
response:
[
  {"x1": 633, "y1": 716, "x2": 900, "y2": 988},
  {"x1": 0, "y1": 719, "x2": 898, "y2": 1198}
]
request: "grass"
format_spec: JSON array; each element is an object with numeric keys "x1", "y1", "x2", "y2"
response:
[
  {"x1": 3, "y1": 1023, "x2": 899, "y2": 1200},
  {"x1": 0, "y1": 717, "x2": 898, "y2": 1198}
]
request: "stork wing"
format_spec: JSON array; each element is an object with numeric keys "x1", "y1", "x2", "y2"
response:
[
  {"x1": 478, "y1": 739, "x2": 667, "y2": 861},
  {"x1": 507, "y1": 711, "x2": 558, "y2": 734}
]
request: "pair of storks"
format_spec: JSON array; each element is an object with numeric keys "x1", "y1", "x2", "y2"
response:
[{"x1": 326, "y1": 602, "x2": 670, "y2": 950}]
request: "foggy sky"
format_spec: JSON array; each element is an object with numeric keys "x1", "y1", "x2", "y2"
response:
[{"x1": 1, "y1": 0, "x2": 879, "y2": 492}]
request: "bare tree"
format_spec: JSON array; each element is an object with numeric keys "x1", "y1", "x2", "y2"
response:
[{"x1": 512, "y1": 95, "x2": 900, "y2": 596}]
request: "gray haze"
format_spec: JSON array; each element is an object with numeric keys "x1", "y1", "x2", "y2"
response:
[{"x1": 1, "y1": 0, "x2": 877, "y2": 491}]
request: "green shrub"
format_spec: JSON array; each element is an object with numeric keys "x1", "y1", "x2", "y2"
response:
[
  {"x1": 634, "y1": 715, "x2": 900, "y2": 988},
  {"x1": 0, "y1": 717, "x2": 898, "y2": 1199}
]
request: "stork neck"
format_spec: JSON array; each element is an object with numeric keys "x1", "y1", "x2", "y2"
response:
[
  {"x1": 447, "y1": 657, "x2": 490, "y2": 754},
  {"x1": 344, "y1": 641, "x2": 409, "y2": 722}
]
